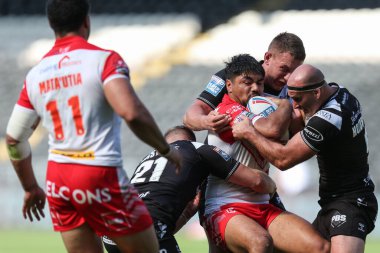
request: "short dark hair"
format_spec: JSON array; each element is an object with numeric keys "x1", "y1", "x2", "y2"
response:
[
  {"x1": 46, "y1": 0, "x2": 90, "y2": 35},
  {"x1": 224, "y1": 54, "x2": 265, "y2": 81},
  {"x1": 268, "y1": 32, "x2": 306, "y2": 61},
  {"x1": 164, "y1": 125, "x2": 196, "y2": 142}
]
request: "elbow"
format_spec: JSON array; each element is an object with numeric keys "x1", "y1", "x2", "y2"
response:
[
  {"x1": 272, "y1": 158, "x2": 292, "y2": 171},
  {"x1": 119, "y1": 104, "x2": 146, "y2": 124},
  {"x1": 6, "y1": 134, "x2": 19, "y2": 145}
]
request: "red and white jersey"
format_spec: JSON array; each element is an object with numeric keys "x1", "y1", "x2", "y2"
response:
[
  {"x1": 205, "y1": 95, "x2": 270, "y2": 216},
  {"x1": 16, "y1": 36, "x2": 130, "y2": 167}
]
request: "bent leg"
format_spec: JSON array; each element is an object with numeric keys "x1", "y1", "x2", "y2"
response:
[
  {"x1": 268, "y1": 212, "x2": 330, "y2": 253},
  {"x1": 109, "y1": 224, "x2": 159, "y2": 253},
  {"x1": 225, "y1": 214, "x2": 273, "y2": 253},
  {"x1": 60, "y1": 223, "x2": 103, "y2": 253},
  {"x1": 331, "y1": 235, "x2": 364, "y2": 253}
]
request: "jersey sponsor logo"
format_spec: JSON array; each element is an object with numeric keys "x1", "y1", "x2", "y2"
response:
[
  {"x1": 51, "y1": 149, "x2": 94, "y2": 159},
  {"x1": 304, "y1": 126, "x2": 323, "y2": 141},
  {"x1": 351, "y1": 108, "x2": 362, "y2": 123},
  {"x1": 39, "y1": 56, "x2": 81, "y2": 73},
  {"x1": 212, "y1": 146, "x2": 231, "y2": 161},
  {"x1": 352, "y1": 117, "x2": 365, "y2": 137},
  {"x1": 115, "y1": 59, "x2": 130, "y2": 77},
  {"x1": 46, "y1": 180, "x2": 111, "y2": 204},
  {"x1": 39, "y1": 73, "x2": 83, "y2": 94},
  {"x1": 205, "y1": 75, "x2": 225, "y2": 97},
  {"x1": 138, "y1": 191, "x2": 150, "y2": 199},
  {"x1": 58, "y1": 55, "x2": 82, "y2": 69},
  {"x1": 331, "y1": 212, "x2": 347, "y2": 228},
  {"x1": 315, "y1": 109, "x2": 342, "y2": 130}
]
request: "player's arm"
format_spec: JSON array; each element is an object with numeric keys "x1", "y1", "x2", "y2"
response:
[
  {"x1": 183, "y1": 69, "x2": 230, "y2": 132},
  {"x1": 104, "y1": 77, "x2": 181, "y2": 169},
  {"x1": 289, "y1": 108, "x2": 305, "y2": 136},
  {"x1": 228, "y1": 164, "x2": 277, "y2": 196},
  {"x1": 196, "y1": 143, "x2": 276, "y2": 194},
  {"x1": 183, "y1": 99, "x2": 230, "y2": 132},
  {"x1": 253, "y1": 98, "x2": 292, "y2": 139},
  {"x1": 6, "y1": 105, "x2": 45, "y2": 221},
  {"x1": 232, "y1": 116, "x2": 315, "y2": 170}
]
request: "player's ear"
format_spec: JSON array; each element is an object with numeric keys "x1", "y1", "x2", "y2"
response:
[
  {"x1": 263, "y1": 52, "x2": 272, "y2": 64},
  {"x1": 226, "y1": 79, "x2": 233, "y2": 93},
  {"x1": 313, "y1": 88, "x2": 321, "y2": 99}
]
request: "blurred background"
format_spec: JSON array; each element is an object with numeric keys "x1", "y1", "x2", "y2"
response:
[{"x1": 0, "y1": 0, "x2": 379, "y2": 250}]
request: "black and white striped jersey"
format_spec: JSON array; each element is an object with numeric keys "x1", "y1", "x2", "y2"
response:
[
  {"x1": 130, "y1": 140, "x2": 239, "y2": 234},
  {"x1": 301, "y1": 83, "x2": 374, "y2": 199}
]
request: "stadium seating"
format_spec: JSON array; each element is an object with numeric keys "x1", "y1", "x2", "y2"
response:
[{"x1": 0, "y1": 2, "x2": 379, "y2": 238}]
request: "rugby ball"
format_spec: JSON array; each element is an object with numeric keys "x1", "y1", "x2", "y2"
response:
[{"x1": 247, "y1": 96, "x2": 277, "y2": 117}]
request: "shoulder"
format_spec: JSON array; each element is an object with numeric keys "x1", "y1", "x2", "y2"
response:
[{"x1": 214, "y1": 68, "x2": 226, "y2": 80}]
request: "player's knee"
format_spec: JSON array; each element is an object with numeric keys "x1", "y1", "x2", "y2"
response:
[
  {"x1": 247, "y1": 234, "x2": 273, "y2": 253},
  {"x1": 310, "y1": 238, "x2": 330, "y2": 253}
]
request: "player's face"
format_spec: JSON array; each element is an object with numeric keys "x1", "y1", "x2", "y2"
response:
[
  {"x1": 227, "y1": 73, "x2": 264, "y2": 106},
  {"x1": 288, "y1": 89, "x2": 318, "y2": 119},
  {"x1": 263, "y1": 52, "x2": 303, "y2": 91}
]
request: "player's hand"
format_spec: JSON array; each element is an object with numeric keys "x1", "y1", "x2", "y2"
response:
[
  {"x1": 204, "y1": 111, "x2": 231, "y2": 133},
  {"x1": 163, "y1": 146, "x2": 183, "y2": 174},
  {"x1": 232, "y1": 116, "x2": 252, "y2": 140},
  {"x1": 288, "y1": 108, "x2": 305, "y2": 135},
  {"x1": 265, "y1": 96, "x2": 282, "y2": 107},
  {"x1": 23, "y1": 185, "x2": 46, "y2": 222}
]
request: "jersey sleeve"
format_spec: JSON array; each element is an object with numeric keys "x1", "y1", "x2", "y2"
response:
[
  {"x1": 194, "y1": 142, "x2": 240, "y2": 180},
  {"x1": 101, "y1": 51, "x2": 130, "y2": 84},
  {"x1": 217, "y1": 101, "x2": 255, "y2": 143},
  {"x1": 16, "y1": 81, "x2": 34, "y2": 109},
  {"x1": 300, "y1": 109, "x2": 341, "y2": 152},
  {"x1": 197, "y1": 69, "x2": 227, "y2": 109}
]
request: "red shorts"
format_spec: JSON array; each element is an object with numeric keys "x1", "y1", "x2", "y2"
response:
[
  {"x1": 204, "y1": 202, "x2": 283, "y2": 250},
  {"x1": 46, "y1": 161, "x2": 152, "y2": 237}
]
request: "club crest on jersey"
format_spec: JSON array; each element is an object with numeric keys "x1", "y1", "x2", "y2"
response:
[
  {"x1": 212, "y1": 147, "x2": 231, "y2": 161},
  {"x1": 358, "y1": 222, "x2": 366, "y2": 233},
  {"x1": 304, "y1": 126, "x2": 323, "y2": 141},
  {"x1": 331, "y1": 211, "x2": 347, "y2": 228},
  {"x1": 205, "y1": 75, "x2": 225, "y2": 97},
  {"x1": 155, "y1": 220, "x2": 168, "y2": 239}
]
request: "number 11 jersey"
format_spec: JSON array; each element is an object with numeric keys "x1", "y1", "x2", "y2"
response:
[{"x1": 16, "y1": 35, "x2": 130, "y2": 167}]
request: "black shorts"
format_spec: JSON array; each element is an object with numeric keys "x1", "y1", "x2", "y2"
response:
[
  {"x1": 269, "y1": 191, "x2": 286, "y2": 211},
  {"x1": 103, "y1": 235, "x2": 181, "y2": 253},
  {"x1": 312, "y1": 193, "x2": 378, "y2": 241}
]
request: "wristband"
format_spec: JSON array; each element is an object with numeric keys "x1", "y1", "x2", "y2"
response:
[{"x1": 7, "y1": 141, "x2": 31, "y2": 160}]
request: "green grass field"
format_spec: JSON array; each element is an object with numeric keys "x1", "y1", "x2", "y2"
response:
[{"x1": 0, "y1": 230, "x2": 379, "y2": 252}]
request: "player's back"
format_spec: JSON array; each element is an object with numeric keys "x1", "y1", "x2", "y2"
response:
[
  {"x1": 131, "y1": 140, "x2": 210, "y2": 230},
  {"x1": 19, "y1": 36, "x2": 126, "y2": 167}
]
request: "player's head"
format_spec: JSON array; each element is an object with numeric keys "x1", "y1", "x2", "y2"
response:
[
  {"x1": 263, "y1": 32, "x2": 306, "y2": 91},
  {"x1": 46, "y1": 0, "x2": 90, "y2": 38},
  {"x1": 225, "y1": 54, "x2": 265, "y2": 106},
  {"x1": 164, "y1": 125, "x2": 196, "y2": 143},
  {"x1": 287, "y1": 64, "x2": 326, "y2": 118}
]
